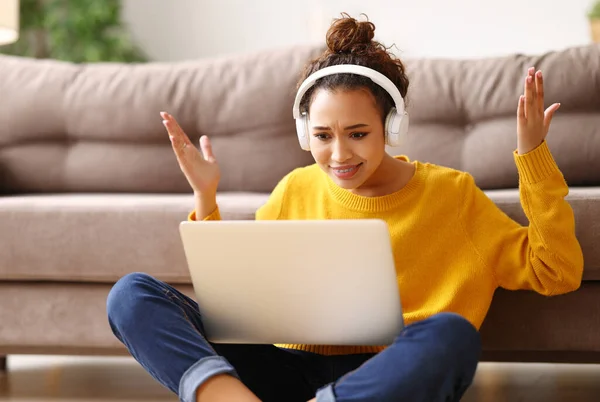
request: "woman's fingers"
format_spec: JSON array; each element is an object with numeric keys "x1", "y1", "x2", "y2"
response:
[
  {"x1": 161, "y1": 112, "x2": 196, "y2": 164},
  {"x1": 161, "y1": 112, "x2": 191, "y2": 143},
  {"x1": 523, "y1": 67, "x2": 535, "y2": 119},
  {"x1": 517, "y1": 94, "x2": 525, "y2": 121},
  {"x1": 160, "y1": 112, "x2": 217, "y2": 165},
  {"x1": 535, "y1": 70, "x2": 544, "y2": 113},
  {"x1": 159, "y1": 112, "x2": 221, "y2": 195},
  {"x1": 200, "y1": 135, "x2": 217, "y2": 163},
  {"x1": 544, "y1": 103, "x2": 560, "y2": 133},
  {"x1": 165, "y1": 122, "x2": 189, "y2": 161}
]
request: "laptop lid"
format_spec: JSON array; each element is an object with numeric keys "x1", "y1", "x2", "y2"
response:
[{"x1": 179, "y1": 219, "x2": 403, "y2": 346}]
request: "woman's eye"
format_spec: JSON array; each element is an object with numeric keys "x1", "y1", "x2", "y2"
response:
[
  {"x1": 351, "y1": 132, "x2": 368, "y2": 139},
  {"x1": 313, "y1": 133, "x2": 330, "y2": 140}
]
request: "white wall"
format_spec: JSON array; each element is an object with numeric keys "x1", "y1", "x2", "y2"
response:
[{"x1": 122, "y1": 0, "x2": 597, "y2": 61}]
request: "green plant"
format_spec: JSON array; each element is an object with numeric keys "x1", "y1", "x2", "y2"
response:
[
  {"x1": 0, "y1": 0, "x2": 147, "y2": 62},
  {"x1": 588, "y1": 1, "x2": 600, "y2": 19}
]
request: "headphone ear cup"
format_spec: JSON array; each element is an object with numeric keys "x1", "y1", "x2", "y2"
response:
[
  {"x1": 385, "y1": 108, "x2": 409, "y2": 147},
  {"x1": 295, "y1": 115, "x2": 311, "y2": 151}
]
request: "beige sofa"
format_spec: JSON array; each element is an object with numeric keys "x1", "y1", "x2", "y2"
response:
[{"x1": 0, "y1": 43, "x2": 599, "y2": 365}]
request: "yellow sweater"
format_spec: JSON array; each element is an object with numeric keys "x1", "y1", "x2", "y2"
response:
[{"x1": 189, "y1": 141, "x2": 583, "y2": 355}]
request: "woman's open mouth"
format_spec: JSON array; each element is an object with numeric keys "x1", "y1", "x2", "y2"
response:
[{"x1": 331, "y1": 163, "x2": 363, "y2": 179}]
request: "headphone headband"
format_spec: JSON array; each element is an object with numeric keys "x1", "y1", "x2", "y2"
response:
[{"x1": 292, "y1": 64, "x2": 405, "y2": 118}]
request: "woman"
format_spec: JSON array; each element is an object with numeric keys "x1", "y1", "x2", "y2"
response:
[{"x1": 106, "y1": 13, "x2": 583, "y2": 402}]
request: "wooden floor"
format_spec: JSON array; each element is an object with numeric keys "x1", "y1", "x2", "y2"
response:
[{"x1": 1, "y1": 355, "x2": 600, "y2": 401}]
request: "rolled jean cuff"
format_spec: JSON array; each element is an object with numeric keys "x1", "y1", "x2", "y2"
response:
[
  {"x1": 316, "y1": 383, "x2": 337, "y2": 402},
  {"x1": 179, "y1": 356, "x2": 239, "y2": 402}
]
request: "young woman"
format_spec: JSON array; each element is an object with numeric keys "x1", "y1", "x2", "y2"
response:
[{"x1": 107, "y1": 13, "x2": 584, "y2": 402}]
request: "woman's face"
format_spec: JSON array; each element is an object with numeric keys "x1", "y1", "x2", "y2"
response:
[{"x1": 308, "y1": 87, "x2": 387, "y2": 191}]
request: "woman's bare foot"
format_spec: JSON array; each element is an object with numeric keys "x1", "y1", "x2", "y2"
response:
[{"x1": 196, "y1": 374, "x2": 261, "y2": 402}]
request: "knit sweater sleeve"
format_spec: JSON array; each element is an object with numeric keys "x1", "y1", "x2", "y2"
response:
[
  {"x1": 459, "y1": 140, "x2": 584, "y2": 296},
  {"x1": 187, "y1": 205, "x2": 221, "y2": 221}
]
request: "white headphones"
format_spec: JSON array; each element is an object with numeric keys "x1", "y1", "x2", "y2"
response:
[{"x1": 292, "y1": 64, "x2": 409, "y2": 151}]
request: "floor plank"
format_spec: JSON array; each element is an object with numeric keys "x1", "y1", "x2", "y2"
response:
[
  {"x1": 1, "y1": 355, "x2": 599, "y2": 401},
  {"x1": 462, "y1": 362, "x2": 600, "y2": 402}
]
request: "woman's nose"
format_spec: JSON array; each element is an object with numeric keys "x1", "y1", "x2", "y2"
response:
[{"x1": 331, "y1": 138, "x2": 352, "y2": 163}]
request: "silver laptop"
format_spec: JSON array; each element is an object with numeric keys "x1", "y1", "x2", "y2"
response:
[{"x1": 179, "y1": 219, "x2": 403, "y2": 346}]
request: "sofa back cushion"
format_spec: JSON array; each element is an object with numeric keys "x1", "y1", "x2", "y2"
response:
[
  {"x1": 389, "y1": 44, "x2": 600, "y2": 188},
  {"x1": 1, "y1": 43, "x2": 599, "y2": 194},
  {"x1": 0, "y1": 45, "x2": 321, "y2": 194}
]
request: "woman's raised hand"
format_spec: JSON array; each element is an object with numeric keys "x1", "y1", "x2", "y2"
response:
[
  {"x1": 516, "y1": 67, "x2": 561, "y2": 155},
  {"x1": 161, "y1": 111, "x2": 221, "y2": 197}
]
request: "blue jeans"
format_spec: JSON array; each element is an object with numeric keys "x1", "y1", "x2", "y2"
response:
[{"x1": 107, "y1": 272, "x2": 481, "y2": 402}]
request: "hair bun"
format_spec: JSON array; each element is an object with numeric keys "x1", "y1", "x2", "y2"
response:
[{"x1": 326, "y1": 13, "x2": 375, "y2": 53}]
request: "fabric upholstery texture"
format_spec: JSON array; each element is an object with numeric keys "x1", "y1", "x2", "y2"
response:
[
  {"x1": 1, "y1": 188, "x2": 598, "y2": 284},
  {"x1": 0, "y1": 43, "x2": 598, "y2": 360},
  {"x1": 1, "y1": 281, "x2": 599, "y2": 358}
]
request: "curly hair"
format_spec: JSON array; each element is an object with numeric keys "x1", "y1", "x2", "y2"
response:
[{"x1": 297, "y1": 13, "x2": 409, "y2": 124}]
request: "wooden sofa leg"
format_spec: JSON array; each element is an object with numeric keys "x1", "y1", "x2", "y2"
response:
[{"x1": 0, "y1": 356, "x2": 6, "y2": 372}]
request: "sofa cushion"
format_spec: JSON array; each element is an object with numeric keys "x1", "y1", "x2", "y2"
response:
[
  {"x1": 0, "y1": 187, "x2": 598, "y2": 284},
  {"x1": 0, "y1": 193, "x2": 268, "y2": 284},
  {"x1": 387, "y1": 43, "x2": 600, "y2": 189},
  {"x1": 479, "y1": 282, "x2": 600, "y2": 357},
  {"x1": 0, "y1": 44, "x2": 322, "y2": 194},
  {"x1": 3, "y1": 281, "x2": 600, "y2": 357},
  {"x1": 1, "y1": 44, "x2": 598, "y2": 195}
]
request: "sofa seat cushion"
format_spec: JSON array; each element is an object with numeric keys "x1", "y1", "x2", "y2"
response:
[
  {"x1": 0, "y1": 193, "x2": 269, "y2": 284},
  {"x1": 2, "y1": 281, "x2": 600, "y2": 357},
  {"x1": 0, "y1": 187, "x2": 598, "y2": 284}
]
